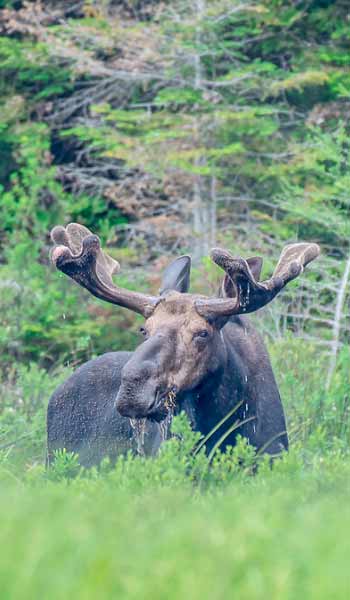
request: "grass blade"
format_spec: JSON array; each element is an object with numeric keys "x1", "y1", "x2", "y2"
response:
[
  {"x1": 193, "y1": 399, "x2": 243, "y2": 456},
  {"x1": 208, "y1": 415, "x2": 256, "y2": 463}
]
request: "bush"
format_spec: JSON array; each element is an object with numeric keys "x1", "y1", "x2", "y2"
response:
[
  {"x1": 0, "y1": 363, "x2": 70, "y2": 469},
  {"x1": 269, "y1": 338, "x2": 350, "y2": 447}
]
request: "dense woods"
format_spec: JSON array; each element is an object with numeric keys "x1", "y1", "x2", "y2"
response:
[
  {"x1": 1, "y1": 0, "x2": 349, "y2": 367},
  {"x1": 1, "y1": 2, "x2": 350, "y2": 597},
  {"x1": 0, "y1": 0, "x2": 349, "y2": 454}
]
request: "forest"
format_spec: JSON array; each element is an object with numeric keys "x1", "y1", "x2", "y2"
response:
[{"x1": 0, "y1": 1, "x2": 350, "y2": 598}]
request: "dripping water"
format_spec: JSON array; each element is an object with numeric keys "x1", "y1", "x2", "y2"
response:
[
  {"x1": 129, "y1": 418, "x2": 146, "y2": 456},
  {"x1": 158, "y1": 409, "x2": 174, "y2": 443}
]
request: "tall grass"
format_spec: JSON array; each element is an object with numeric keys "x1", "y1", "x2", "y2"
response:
[
  {"x1": 0, "y1": 340, "x2": 350, "y2": 598},
  {"x1": 1, "y1": 441, "x2": 350, "y2": 599}
]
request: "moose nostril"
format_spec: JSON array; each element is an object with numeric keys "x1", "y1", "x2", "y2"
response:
[{"x1": 116, "y1": 398, "x2": 132, "y2": 417}]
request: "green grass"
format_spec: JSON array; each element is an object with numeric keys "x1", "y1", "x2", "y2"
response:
[
  {"x1": 1, "y1": 453, "x2": 350, "y2": 599},
  {"x1": 0, "y1": 339, "x2": 350, "y2": 599}
]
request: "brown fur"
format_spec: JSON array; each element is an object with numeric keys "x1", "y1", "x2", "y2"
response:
[{"x1": 143, "y1": 292, "x2": 221, "y2": 393}]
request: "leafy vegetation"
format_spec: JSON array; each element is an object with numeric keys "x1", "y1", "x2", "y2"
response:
[
  {"x1": 1, "y1": 0, "x2": 350, "y2": 367},
  {"x1": 1, "y1": 450, "x2": 350, "y2": 599},
  {"x1": 1, "y1": 372, "x2": 350, "y2": 598},
  {"x1": 0, "y1": 1, "x2": 350, "y2": 596},
  {"x1": 1, "y1": 341, "x2": 350, "y2": 597}
]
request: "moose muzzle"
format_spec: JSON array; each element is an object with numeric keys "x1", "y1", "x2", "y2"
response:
[{"x1": 116, "y1": 333, "x2": 173, "y2": 421}]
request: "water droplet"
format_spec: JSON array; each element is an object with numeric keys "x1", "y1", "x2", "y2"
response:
[
  {"x1": 130, "y1": 418, "x2": 146, "y2": 455},
  {"x1": 158, "y1": 410, "x2": 174, "y2": 443}
]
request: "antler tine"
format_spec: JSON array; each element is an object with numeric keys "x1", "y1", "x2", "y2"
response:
[
  {"x1": 50, "y1": 223, "x2": 160, "y2": 317},
  {"x1": 195, "y1": 242, "x2": 320, "y2": 320},
  {"x1": 270, "y1": 242, "x2": 320, "y2": 284}
]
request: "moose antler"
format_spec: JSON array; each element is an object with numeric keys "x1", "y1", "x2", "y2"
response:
[
  {"x1": 195, "y1": 242, "x2": 320, "y2": 319},
  {"x1": 50, "y1": 223, "x2": 160, "y2": 317}
]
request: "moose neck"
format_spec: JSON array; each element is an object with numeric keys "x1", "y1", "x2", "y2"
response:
[{"x1": 176, "y1": 327, "x2": 246, "y2": 443}]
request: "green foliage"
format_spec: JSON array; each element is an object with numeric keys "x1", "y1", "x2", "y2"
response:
[
  {"x1": 0, "y1": 90, "x2": 133, "y2": 368},
  {"x1": 1, "y1": 338, "x2": 349, "y2": 481},
  {"x1": 1, "y1": 414, "x2": 350, "y2": 598},
  {"x1": 0, "y1": 467, "x2": 344, "y2": 596},
  {"x1": 0, "y1": 36, "x2": 72, "y2": 101},
  {"x1": 47, "y1": 449, "x2": 81, "y2": 481},
  {"x1": 269, "y1": 339, "x2": 350, "y2": 447},
  {"x1": 0, "y1": 122, "x2": 65, "y2": 235},
  {"x1": 1, "y1": 0, "x2": 349, "y2": 368},
  {"x1": 0, "y1": 243, "x2": 139, "y2": 367},
  {"x1": 0, "y1": 339, "x2": 349, "y2": 597},
  {"x1": 0, "y1": 363, "x2": 70, "y2": 469},
  {"x1": 0, "y1": 3, "x2": 350, "y2": 595}
]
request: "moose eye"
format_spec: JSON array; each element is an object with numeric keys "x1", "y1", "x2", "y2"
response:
[{"x1": 195, "y1": 330, "x2": 209, "y2": 340}]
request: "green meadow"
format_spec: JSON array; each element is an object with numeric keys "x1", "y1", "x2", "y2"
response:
[{"x1": 1, "y1": 340, "x2": 350, "y2": 599}]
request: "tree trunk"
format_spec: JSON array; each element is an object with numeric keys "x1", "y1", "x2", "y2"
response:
[
  {"x1": 192, "y1": 0, "x2": 209, "y2": 262},
  {"x1": 326, "y1": 250, "x2": 350, "y2": 389}
]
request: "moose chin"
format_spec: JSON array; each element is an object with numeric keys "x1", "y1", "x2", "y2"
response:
[{"x1": 47, "y1": 222, "x2": 320, "y2": 467}]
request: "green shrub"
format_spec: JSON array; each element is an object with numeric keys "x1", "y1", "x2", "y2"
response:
[
  {"x1": 0, "y1": 363, "x2": 70, "y2": 469},
  {"x1": 269, "y1": 338, "x2": 350, "y2": 446}
]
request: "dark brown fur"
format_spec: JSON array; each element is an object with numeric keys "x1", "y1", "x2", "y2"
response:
[{"x1": 47, "y1": 308, "x2": 288, "y2": 466}]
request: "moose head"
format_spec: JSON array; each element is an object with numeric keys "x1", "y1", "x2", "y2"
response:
[{"x1": 51, "y1": 223, "x2": 319, "y2": 423}]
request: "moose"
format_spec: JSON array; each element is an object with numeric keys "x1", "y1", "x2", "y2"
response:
[{"x1": 47, "y1": 223, "x2": 320, "y2": 466}]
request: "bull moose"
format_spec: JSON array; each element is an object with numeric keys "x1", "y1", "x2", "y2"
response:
[{"x1": 47, "y1": 223, "x2": 320, "y2": 466}]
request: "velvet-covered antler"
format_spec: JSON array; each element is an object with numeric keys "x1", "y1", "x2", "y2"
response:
[
  {"x1": 195, "y1": 242, "x2": 320, "y2": 320},
  {"x1": 50, "y1": 223, "x2": 160, "y2": 317}
]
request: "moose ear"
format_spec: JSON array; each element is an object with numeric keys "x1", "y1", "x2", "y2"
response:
[
  {"x1": 221, "y1": 256, "x2": 263, "y2": 298},
  {"x1": 246, "y1": 256, "x2": 263, "y2": 281},
  {"x1": 160, "y1": 256, "x2": 191, "y2": 295}
]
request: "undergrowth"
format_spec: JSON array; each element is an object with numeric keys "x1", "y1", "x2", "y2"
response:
[{"x1": 0, "y1": 340, "x2": 349, "y2": 599}]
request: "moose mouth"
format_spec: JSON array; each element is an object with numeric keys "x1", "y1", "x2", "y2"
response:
[
  {"x1": 116, "y1": 383, "x2": 178, "y2": 423},
  {"x1": 147, "y1": 387, "x2": 177, "y2": 422},
  {"x1": 128, "y1": 388, "x2": 177, "y2": 455}
]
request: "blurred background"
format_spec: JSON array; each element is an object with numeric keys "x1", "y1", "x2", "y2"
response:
[{"x1": 0, "y1": 0, "x2": 349, "y2": 461}]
